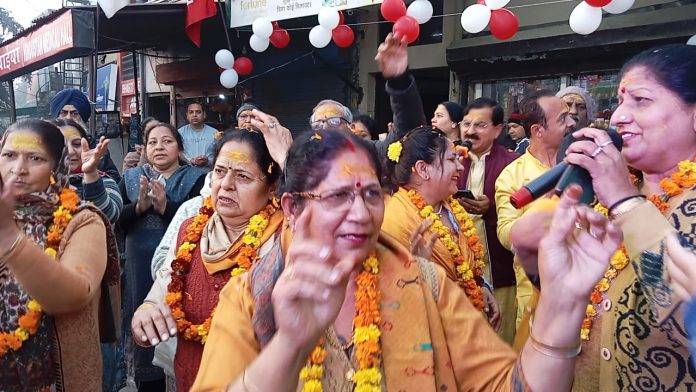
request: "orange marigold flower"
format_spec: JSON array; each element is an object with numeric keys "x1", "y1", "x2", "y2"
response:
[{"x1": 590, "y1": 289, "x2": 602, "y2": 304}]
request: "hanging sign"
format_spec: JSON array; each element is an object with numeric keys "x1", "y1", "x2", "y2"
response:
[{"x1": 229, "y1": 0, "x2": 383, "y2": 28}]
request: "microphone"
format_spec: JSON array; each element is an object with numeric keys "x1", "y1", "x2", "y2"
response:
[
  {"x1": 509, "y1": 128, "x2": 622, "y2": 209},
  {"x1": 455, "y1": 140, "x2": 473, "y2": 158}
]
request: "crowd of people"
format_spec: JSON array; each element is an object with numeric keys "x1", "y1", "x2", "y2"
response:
[{"x1": 1, "y1": 31, "x2": 695, "y2": 392}]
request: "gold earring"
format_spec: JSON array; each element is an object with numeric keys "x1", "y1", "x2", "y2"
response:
[{"x1": 50, "y1": 174, "x2": 56, "y2": 185}]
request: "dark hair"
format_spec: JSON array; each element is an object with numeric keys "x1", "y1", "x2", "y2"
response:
[
  {"x1": 4, "y1": 119, "x2": 65, "y2": 170},
  {"x1": 621, "y1": 44, "x2": 696, "y2": 105},
  {"x1": 212, "y1": 128, "x2": 281, "y2": 185},
  {"x1": 464, "y1": 97, "x2": 505, "y2": 126},
  {"x1": 142, "y1": 116, "x2": 158, "y2": 130},
  {"x1": 51, "y1": 118, "x2": 89, "y2": 140},
  {"x1": 144, "y1": 122, "x2": 184, "y2": 152},
  {"x1": 385, "y1": 126, "x2": 449, "y2": 192},
  {"x1": 439, "y1": 101, "x2": 464, "y2": 124},
  {"x1": 354, "y1": 114, "x2": 378, "y2": 140},
  {"x1": 519, "y1": 89, "x2": 556, "y2": 136},
  {"x1": 280, "y1": 129, "x2": 382, "y2": 201}
]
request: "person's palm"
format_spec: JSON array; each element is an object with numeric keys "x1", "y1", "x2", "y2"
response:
[
  {"x1": 375, "y1": 32, "x2": 408, "y2": 78},
  {"x1": 538, "y1": 187, "x2": 622, "y2": 302}
]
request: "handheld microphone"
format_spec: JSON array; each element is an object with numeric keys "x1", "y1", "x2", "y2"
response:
[
  {"x1": 455, "y1": 140, "x2": 473, "y2": 158},
  {"x1": 509, "y1": 127, "x2": 622, "y2": 209}
]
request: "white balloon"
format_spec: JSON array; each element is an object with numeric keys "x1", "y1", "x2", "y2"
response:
[
  {"x1": 688, "y1": 34, "x2": 696, "y2": 46},
  {"x1": 214, "y1": 49, "x2": 234, "y2": 69},
  {"x1": 318, "y1": 7, "x2": 340, "y2": 30},
  {"x1": 460, "y1": 4, "x2": 491, "y2": 34},
  {"x1": 569, "y1": 1, "x2": 602, "y2": 35},
  {"x1": 485, "y1": 0, "x2": 510, "y2": 10},
  {"x1": 309, "y1": 25, "x2": 332, "y2": 48},
  {"x1": 249, "y1": 34, "x2": 270, "y2": 52},
  {"x1": 602, "y1": 0, "x2": 634, "y2": 14},
  {"x1": 220, "y1": 69, "x2": 239, "y2": 89},
  {"x1": 407, "y1": 0, "x2": 434, "y2": 24},
  {"x1": 252, "y1": 17, "x2": 273, "y2": 39}
]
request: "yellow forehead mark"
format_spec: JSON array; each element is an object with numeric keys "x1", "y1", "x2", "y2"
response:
[
  {"x1": 342, "y1": 164, "x2": 376, "y2": 177},
  {"x1": 563, "y1": 94, "x2": 586, "y2": 104},
  {"x1": 225, "y1": 151, "x2": 251, "y2": 163},
  {"x1": 464, "y1": 113, "x2": 488, "y2": 122},
  {"x1": 62, "y1": 128, "x2": 82, "y2": 140},
  {"x1": 314, "y1": 106, "x2": 342, "y2": 119},
  {"x1": 11, "y1": 134, "x2": 44, "y2": 151}
]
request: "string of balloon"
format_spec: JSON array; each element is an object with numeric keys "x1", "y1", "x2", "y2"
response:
[{"x1": 232, "y1": 0, "x2": 578, "y2": 32}]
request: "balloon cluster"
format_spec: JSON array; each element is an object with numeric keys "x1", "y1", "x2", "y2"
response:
[
  {"x1": 215, "y1": 49, "x2": 254, "y2": 89},
  {"x1": 309, "y1": 8, "x2": 355, "y2": 48},
  {"x1": 461, "y1": 0, "x2": 519, "y2": 40},
  {"x1": 569, "y1": 0, "x2": 634, "y2": 35},
  {"x1": 381, "y1": 0, "x2": 434, "y2": 44}
]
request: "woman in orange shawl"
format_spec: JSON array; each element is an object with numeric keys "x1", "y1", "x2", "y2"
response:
[
  {"x1": 129, "y1": 129, "x2": 283, "y2": 391},
  {"x1": 381, "y1": 126, "x2": 497, "y2": 324},
  {"x1": 190, "y1": 129, "x2": 622, "y2": 392}
]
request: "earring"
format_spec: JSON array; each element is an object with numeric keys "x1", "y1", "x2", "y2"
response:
[
  {"x1": 291, "y1": 222, "x2": 296, "y2": 232},
  {"x1": 50, "y1": 174, "x2": 56, "y2": 185}
]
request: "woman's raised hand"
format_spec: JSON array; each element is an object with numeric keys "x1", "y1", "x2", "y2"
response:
[
  {"x1": 131, "y1": 301, "x2": 177, "y2": 347},
  {"x1": 409, "y1": 218, "x2": 436, "y2": 260},
  {"x1": 538, "y1": 185, "x2": 623, "y2": 303},
  {"x1": 81, "y1": 136, "x2": 109, "y2": 175},
  {"x1": 149, "y1": 179, "x2": 167, "y2": 215},
  {"x1": 271, "y1": 207, "x2": 358, "y2": 352}
]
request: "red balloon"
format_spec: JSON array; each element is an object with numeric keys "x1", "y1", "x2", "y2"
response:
[
  {"x1": 332, "y1": 25, "x2": 355, "y2": 48},
  {"x1": 338, "y1": 11, "x2": 345, "y2": 25},
  {"x1": 218, "y1": 66, "x2": 225, "y2": 73},
  {"x1": 381, "y1": 0, "x2": 407, "y2": 22},
  {"x1": 585, "y1": 0, "x2": 612, "y2": 6},
  {"x1": 476, "y1": 0, "x2": 486, "y2": 4},
  {"x1": 489, "y1": 9, "x2": 519, "y2": 40},
  {"x1": 269, "y1": 28, "x2": 290, "y2": 49},
  {"x1": 233, "y1": 57, "x2": 253, "y2": 76},
  {"x1": 393, "y1": 15, "x2": 419, "y2": 44}
]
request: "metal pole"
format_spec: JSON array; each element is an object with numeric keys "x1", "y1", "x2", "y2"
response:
[
  {"x1": 138, "y1": 52, "x2": 148, "y2": 117},
  {"x1": 88, "y1": 4, "x2": 99, "y2": 136},
  {"x1": 132, "y1": 50, "x2": 140, "y2": 115},
  {"x1": 8, "y1": 79, "x2": 16, "y2": 123},
  {"x1": 217, "y1": 2, "x2": 233, "y2": 51}
]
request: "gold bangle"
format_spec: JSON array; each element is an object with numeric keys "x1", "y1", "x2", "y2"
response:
[
  {"x1": 609, "y1": 197, "x2": 646, "y2": 221},
  {"x1": 0, "y1": 232, "x2": 26, "y2": 263},
  {"x1": 528, "y1": 316, "x2": 581, "y2": 359}
]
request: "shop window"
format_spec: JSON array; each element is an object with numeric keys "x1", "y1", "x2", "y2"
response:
[
  {"x1": 379, "y1": 0, "x2": 443, "y2": 46},
  {"x1": 569, "y1": 72, "x2": 619, "y2": 119},
  {"x1": 468, "y1": 77, "x2": 562, "y2": 116}
]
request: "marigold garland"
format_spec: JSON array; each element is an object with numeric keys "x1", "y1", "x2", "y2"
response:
[
  {"x1": 166, "y1": 197, "x2": 276, "y2": 344},
  {"x1": 300, "y1": 251, "x2": 381, "y2": 391},
  {"x1": 407, "y1": 189, "x2": 485, "y2": 310},
  {"x1": 0, "y1": 188, "x2": 79, "y2": 357},
  {"x1": 580, "y1": 158, "x2": 696, "y2": 340}
]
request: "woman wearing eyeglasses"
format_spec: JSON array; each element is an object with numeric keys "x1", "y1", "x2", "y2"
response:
[
  {"x1": 130, "y1": 129, "x2": 282, "y2": 392},
  {"x1": 381, "y1": 126, "x2": 500, "y2": 328},
  {"x1": 191, "y1": 129, "x2": 622, "y2": 391}
]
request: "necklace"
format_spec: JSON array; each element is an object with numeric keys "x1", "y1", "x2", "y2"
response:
[
  {"x1": 0, "y1": 188, "x2": 80, "y2": 357},
  {"x1": 300, "y1": 251, "x2": 381, "y2": 391},
  {"x1": 406, "y1": 189, "x2": 485, "y2": 310},
  {"x1": 166, "y1": 198, "x2": 276, "y2": 344},
  {"x1": 581, "y1": 158, "x2": 696, "y2": 341}
]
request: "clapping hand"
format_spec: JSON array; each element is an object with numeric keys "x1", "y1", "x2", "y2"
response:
[
  {"x1": 410, "y1": 219, "x2": 436, "y2": 260},
  {"x1": 149, "y1": 178, "x2": 167, "y2": 215},
  {"x1": 135, "y1": 175, "x2": 152, "y2": 215},
  {"x1": 131, "y1": 301, "x2": 177, "y2": 347},
  {"x1": 665, "y1": 234, "x2": 696, "y2": 302},
  {"x1": 538, "y1": 185, "x2": 623, "y2": 302},
  {"x1": 81, "y1": 137, "x2": 109, "y2": 183}
]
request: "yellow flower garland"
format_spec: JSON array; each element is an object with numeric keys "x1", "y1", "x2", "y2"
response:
[
  {"x1": 0, "y1": 188, "x2": 79, "y2": 357},
  {"x1": 407, "y1": 189, "x2": 485, "y2": 310},
  {"x1": 300, "y1": 252, "x2": 381, "y2": 391}
]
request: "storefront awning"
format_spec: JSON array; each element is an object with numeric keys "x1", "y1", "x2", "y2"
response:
[{"x1": 0, "y1": 9, "x2": 94, "y2": 82}]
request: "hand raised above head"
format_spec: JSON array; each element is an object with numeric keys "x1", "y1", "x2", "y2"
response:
[{"x1": 375, "y1": 32, "x2": 409, "y2": 79}]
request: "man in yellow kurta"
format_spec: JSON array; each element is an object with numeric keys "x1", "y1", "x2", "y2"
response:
[{"x1": 495, "y1": 90, "x2": 576, "y2": 339}]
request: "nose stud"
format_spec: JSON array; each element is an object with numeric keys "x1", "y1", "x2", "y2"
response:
[{"x1": 619, "y1": 115, "x2": 627, "y2": 121}]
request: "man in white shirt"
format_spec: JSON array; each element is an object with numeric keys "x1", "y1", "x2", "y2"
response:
[{"x1": 177, "y1": 102, "x2": 217, "y2": 167}]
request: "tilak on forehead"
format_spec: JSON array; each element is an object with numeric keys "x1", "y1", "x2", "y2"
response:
[
  {"x1": 62, "y1": 127, "x2": 82, "y2": 140},
  {"x1": 223, "y1": 150, "x2": 251, "y2": 164},
  {"x1": 10, "y1": 134, "x2": 44, "y2": 151},
  {"x1": 562, "y1": 93, "x2": 586, "y2": 103},
  {"x1": 314, "y1": 105, "x2": 343, "y2": 119},
  {"x1": 463, "y1": 113, "x2": 489, "y2": 121},
  {"x1": 341, "y1": 162, "x2": 376, "y2": 188}
]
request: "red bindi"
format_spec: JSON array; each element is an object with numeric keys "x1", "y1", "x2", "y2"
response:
[
  {"x1": 356, "y1": 181, "x2": 361, "y2": 188},
  {"x1": 620, "y1": 87, "x2": 626, "y2": 94}
]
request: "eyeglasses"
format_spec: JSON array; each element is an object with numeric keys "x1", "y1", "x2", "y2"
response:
[
  {"x1": 460, "y1": 121, "x2": 490, "y2": 130},
  {"x1": 310, "y1": 116, "x2": 347, "y2": 130},
  {"x1": 213, "y1": 167, "x2": 266, "y2": 186},
  {"x1": 293, "y1": 186, "x2": 384, "y2": 212}
]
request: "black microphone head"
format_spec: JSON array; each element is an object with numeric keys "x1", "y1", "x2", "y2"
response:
[
  {"x1": 556, "y1": 126, "x2": 623, "y2": 163},
  {"x1": 460, "y1": 140, "x2": 473, "y2": 150}
]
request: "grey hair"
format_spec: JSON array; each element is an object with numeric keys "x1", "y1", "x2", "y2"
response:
[{"x1": 310, "y1": 99, "x2": 353, "y2": 123}]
